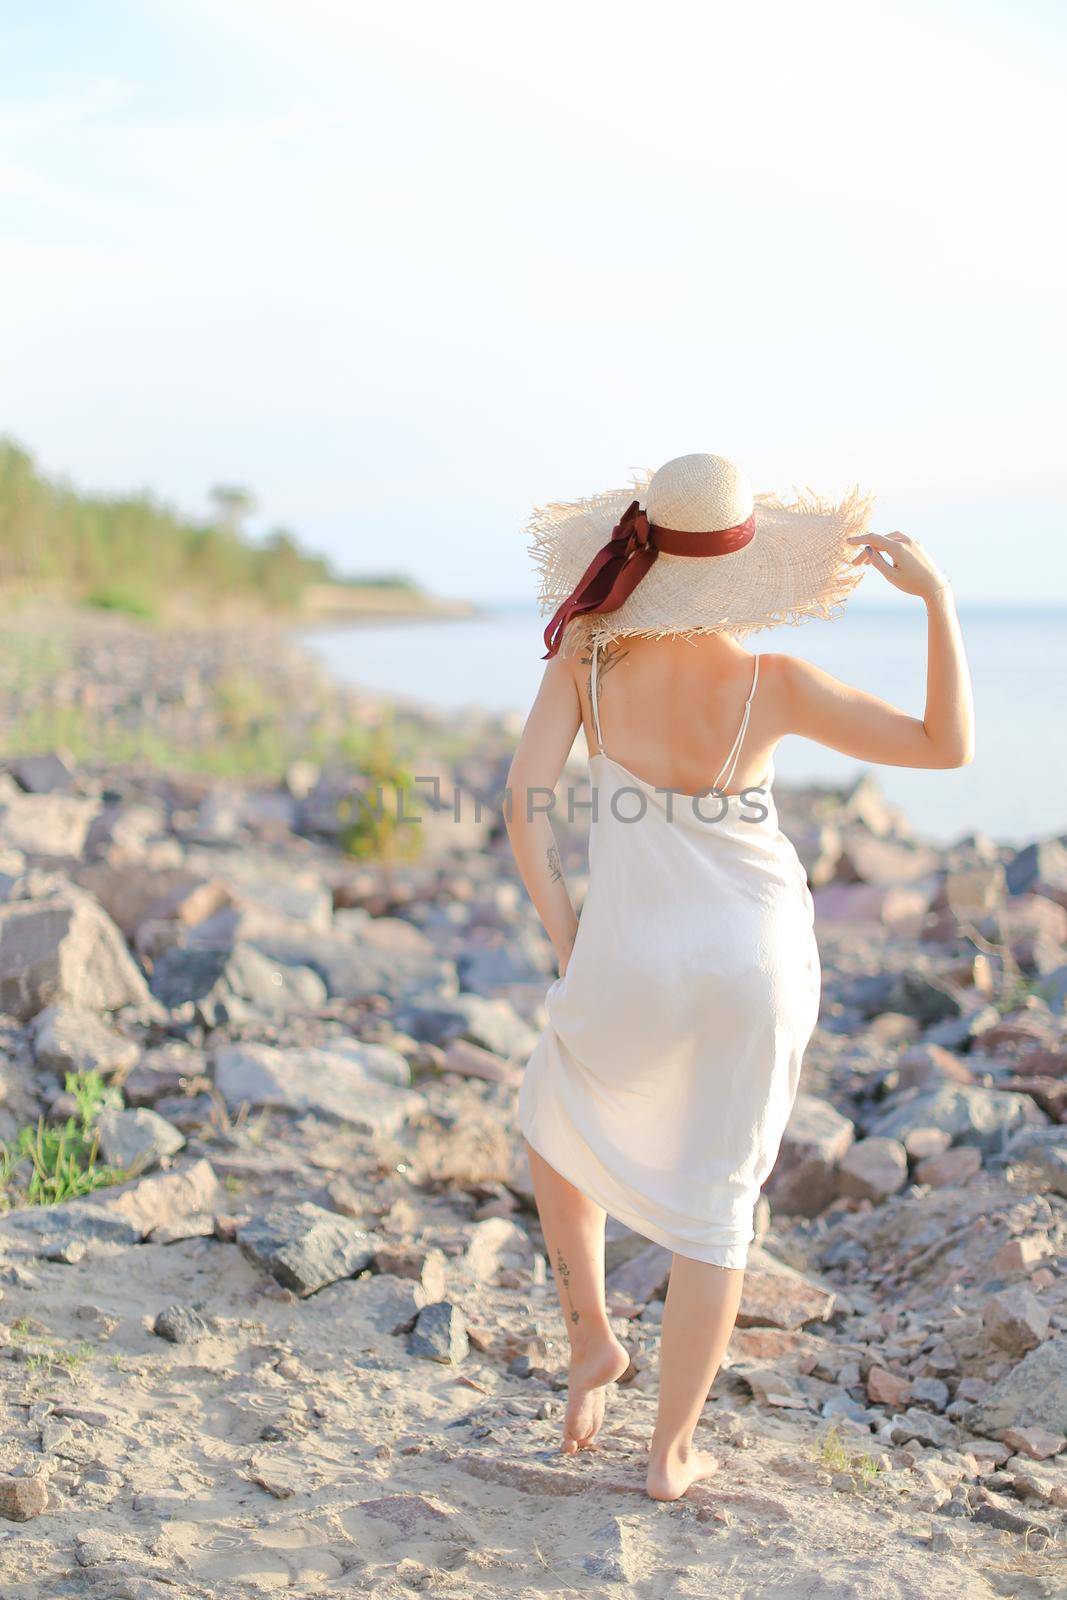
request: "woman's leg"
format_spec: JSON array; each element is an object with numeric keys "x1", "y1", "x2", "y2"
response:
[
  {"x1": 647, "y1": 1255, "x2": 745, "y2": 1499},
  {"x1": 525, "y1": 1141, "x2": 630, "y2": 1452}
]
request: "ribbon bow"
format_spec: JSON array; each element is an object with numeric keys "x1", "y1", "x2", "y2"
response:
[{"x1": 542, "y1": 500, "x2": 657, "y2": 659}]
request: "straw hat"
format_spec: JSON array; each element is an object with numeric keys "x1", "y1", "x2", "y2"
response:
[{"x1": 530, "y1": 453, "x2": 874, "y2": 658}]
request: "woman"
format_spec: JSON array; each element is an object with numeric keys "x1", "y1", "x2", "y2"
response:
[{"x1": 504, "y1": 453, "x2": 973, "y2": 1502}]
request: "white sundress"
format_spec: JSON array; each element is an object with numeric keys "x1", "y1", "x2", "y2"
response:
[{"x1": 518, "y1": 643, "x2": 822, "y2": 1268}]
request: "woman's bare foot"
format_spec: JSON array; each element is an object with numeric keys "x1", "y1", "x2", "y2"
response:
[
  {"x1": 561, "y1": 1334, "x2": 631, "y2": 1454},
  {"x1": 645, "y1": 1443, "x2": 720, "y2": 1501}
]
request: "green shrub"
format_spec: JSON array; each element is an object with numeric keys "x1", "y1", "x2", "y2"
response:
[{"x1": 0, "y1": 1071, "x2": 125, "y2": 1209}]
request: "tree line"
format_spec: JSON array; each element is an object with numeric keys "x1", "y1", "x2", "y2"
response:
[{"x1": 0, "y1": 436, "x2": 354, "y2": 616}]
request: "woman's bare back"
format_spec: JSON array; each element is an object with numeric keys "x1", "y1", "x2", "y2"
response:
[{"x1": 568, "y1": 631, "x2": 781, "y2": 797}]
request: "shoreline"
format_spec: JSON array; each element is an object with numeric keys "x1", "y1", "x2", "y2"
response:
[{"x1": 0, "y1": 608, "x2": 1064, "y2": 1588}]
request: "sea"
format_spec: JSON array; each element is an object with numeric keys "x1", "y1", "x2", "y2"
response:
[{"x1": 301, "y1": 602, "x2": 1067, "y2": 846}]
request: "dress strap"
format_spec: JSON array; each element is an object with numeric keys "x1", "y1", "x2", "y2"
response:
[
  {"x1": 712, "y1": 656, "x2": 760, "y2": 793},
  {"x1": 589, "y1": 638, "x2": 604, "y2": 753}
]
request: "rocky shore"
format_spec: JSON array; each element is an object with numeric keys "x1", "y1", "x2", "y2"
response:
[{"x1": 0, "y1": 617, "x2": 1064, "y2": 1598}]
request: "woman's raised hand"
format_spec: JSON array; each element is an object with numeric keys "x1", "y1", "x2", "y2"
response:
[{"x1": 847, "y1": 532, "x2": 950, "y2": 602}]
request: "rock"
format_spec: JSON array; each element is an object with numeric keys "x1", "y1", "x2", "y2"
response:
[
  {"x1": 964, "y1": 1336, "x2": 1067, "y2": 1436},
  {"x1": 889, "y1": 972, "x2": 963, "y2": 1025},
  {"x1": 31, "y1": 1002, "x2": 139, "y2": 1078},
  {"x1": 992, "y1": 1235, "x2": 1052, "y2": 1274},
  {"x1": 184, "y1": 846, "x2": 332, "y2": 927},
  {"x1": 867, "y1": 1367, "x2": 912, "y2": 1408},
  {"x1": 1005, "y1": 840, "x2": 1067, "y2": 897},
  {"x1": 764, "y1": 1093, "x2": 855, "y2": 1217},
  {"x1": 246, "y1": 1455, "x2": 307, "y2": 1500},
  {"x1": 1004, "y1": 1126, "x2": 1067, "y2": 1197},
  {"x1": 914, "y1": 1145, "x2": 982, "y2": 1188},
  {"x1": 0, "y1": 1200, "x2": 142, "y2": 1255},
  {"x1": 0, "y1": 793, "x2": 99, "y2": 857},
  {"x1": 605, "y1": 1242, "x2": 673, "y2": 1307},
  {"x1": 0, "y1": 1158, "x2": 224, "y2": 1256},
  {"x1": 884, "y1": 1407, "x2": 960, "y2": 1449},
  {"x1": 153, "y1": 1304, "x2": 211, "y2": 1343},
  {"x1": 813, "y1": 883, "x2": 931, "y2": 935},
  {"x1": 582, "y1": 1517, "x2": 640, "y2": 1585},
  {"x1": 96, "y1": 1108, "x2": 185, "y2": 1174},
  {"x1": 838, "y1": 831, "x2": 940, "y2": 886},
  {"x1": 983, "y1": 1287, "x2": 1051, "y2": 1355},
  {"x1": 250, "y1": 925, "x2": 455, "y2": 1005},
  {"x1": 896, "y1": 1042, "x2": 974, "y2": 1091},
  {"x1": 408, "y1": 1301, "x2": 468, "y2": 1363},
  {"x1": 911, "y1": 1376, "x2": 950, "y2": 1411},
  {"x1": 150, "y1": 942, "x2": 326, "y2": 1023},
  {"x1": 393, "y1": 992, "x2": 536, "y2": 1058},
  {"x1": 867, "y1": 1083, "x2": 1046, "y2": 1152},
  {"x1": 0, "y1": 893, "x2": 149, "y2": 1019},
  {"x1": 313, "y1": 1274, "x2": 426, "y2": 1339},
  {"x1": 214, "y1": 1041, "x2": 423, "y2": 1135},
  {"x1": 124, "y1": 1042, "x2": 204, "y2": 1106},
  {"x1": 903, "y1": 1126, "x2": 952, "y2": 1161},
  {"x1": 463, "y1": 1217, "x2": 534, "y2": 1282},
  {"x1": 837, "y1": 1136, "x2": 908, "y2": 1202},
  {"x1": 74, "y1": 861, "x2": 227, "y2": 939},
  {"x1": 371, "y1": 1245, "x2": 447, "y2": 1301},
  {"x1": 441, "y1": 1037, "x2": 522, "y2": 1087},
  {"x1": 237, "y1": 1203, "x2": 376, "y2": 1296},
  {"x1": 9, "y1": 751, "x2": 77, "y2": 795},
  {"x1": 1001, "y1": 1425, "x2": 1066, "y2": 1460},
  {"x1": 0, "y1": 1473, "x2": 49, "y2": 1521},
  {"x1": 735, "y1": 1248, "x2": 835, "y2": 1330}
]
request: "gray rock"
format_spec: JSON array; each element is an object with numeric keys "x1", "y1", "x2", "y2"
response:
[
  {"x1": 0, "y1": 894, "x2": 150, "y2": 1020},
  {"x1": 9, "y1": 752, "x2": 77, "y2": 795},
  {"x1": 983, "y1": 1286, "x2": 1051, "y2": 1356},
  {"x1": 889, "y1": 972, "x2": 962, "y2": 1025},
  {"x1": 964, "y1": 1337, "x2": 1067, "y2": 1436},
  {"x1": 462, "y1": 1216, "x2": 534, "y2": 1283},
  {"x1": 765, "y1": 1093, "x2": 855, "y2": 1217},
  {"x1": 393, "y1": 992, "x2": 537, "y2": 1059},
  {"x1": 213, "y1": 1041, "x2": 422, "y2": 1134},
  {"x1": 153, "y1": 1304, "x2": 210, "y2": 1343},
  {"x1": 408, "y1": 1300, "x2": 468, "y2": 1364},
  {"x1": 250, "y1": 927, "x2": 455, "y2": 1005},
  {"x1": 885, "y1": 1407, "x2": 960, "y2": 1449},
  {"x1": 582, "y1": 1518, "x2": 640, "y2": 1585},
  {"x1": 96, "y1": 1108, "x2": 185, "y2": 1174},
  {"x1": 0, "y1": 793, "x2": 99, "y2": 858},
  {"x1": 149, "y1": 941, "x2": 326, "y2": 1023},
  {"x1": 0, "y1": 1158, "x2": 221, "y2": 1256},
  {"x1": 910, "y1": 1376, "x2": 950, "y2": 1412},
  {"x1": 183, "y1": 846, "x2": 331, "y2": 926},
  {"x1": 1005, "y1": 839, "x2": 1067, "y2": 897},
  {"x1": 1037, "y1": 964, "x2": 1067, "y2": 1013},
  {"x1": 866, "y1": 1083, "x2": 1047, "y2": 1152},
  {"x1": 32, "y1": 1002, "x2": 139, "y2": 1078},
  {"x1": 1004, "y1": 1126, "x2": 1067, "y2": 1197},
  {"x1": 313, "y1": 1274, "x2": 425, "y2": 1339},
  {"x1": 237, "y1": 1203, "x2": 376, "y2": 1296},
  {"x1": 0, "y1": 1202, "x2": 143, "y2": 1254},
  {"x1": 837, "y1": 1136, "x2": 908, "y2": 1202}
]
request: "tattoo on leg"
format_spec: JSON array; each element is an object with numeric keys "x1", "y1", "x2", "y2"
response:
[
  {"x1": 547, "y1": 844, "x2": 563, "y2": 884},
  {"x1": 557, "y1": 1249, "x2": 580, "y2": 1324}
]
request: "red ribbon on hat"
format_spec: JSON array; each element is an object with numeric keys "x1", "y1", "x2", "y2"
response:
[{"x1": 542, "y1": 500, "x2": 756, "y2": 659}]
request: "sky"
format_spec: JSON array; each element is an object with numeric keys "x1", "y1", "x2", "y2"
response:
[{"x1": 0, "y1": 0, "x2": 1064, "y2": 603}]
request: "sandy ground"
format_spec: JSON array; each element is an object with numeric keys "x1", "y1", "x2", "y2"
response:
[{"x1": 1, "y1": 1221, "x2": 1061, "y2": 1600}]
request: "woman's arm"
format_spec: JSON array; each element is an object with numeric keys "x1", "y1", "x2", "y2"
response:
[
  {"x1": 776, "y1": 533, "x2": 975, "y2": 769},
  {"x1": 505, "y1": 654, "x2": 584, "y2": 973}
]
